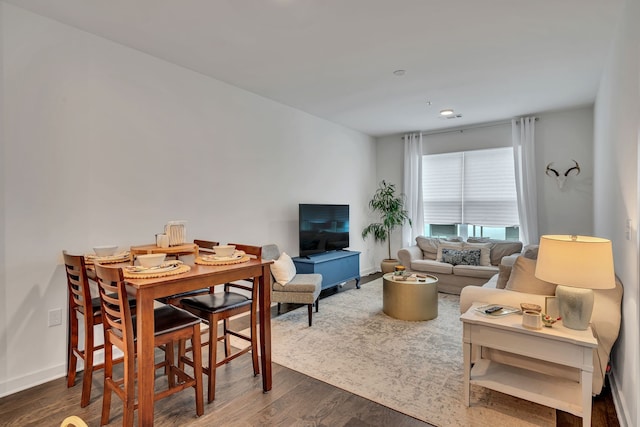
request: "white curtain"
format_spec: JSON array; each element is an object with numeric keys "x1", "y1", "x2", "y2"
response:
[
  {"x1": 512, "y1": 117, "x2": 539, "y2": 245},
  {"x1": 403, "y1": 133, "x2": 425, "y2": 247}
]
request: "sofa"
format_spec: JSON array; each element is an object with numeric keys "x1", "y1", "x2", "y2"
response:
[
  {"x1": 459, "y1": 253, "x2": 623, "y2": 396},
  {"x1": 397, "y1": 236, "x2": 523, "y2": 294}
]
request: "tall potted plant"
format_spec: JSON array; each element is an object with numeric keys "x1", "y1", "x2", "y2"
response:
[{"x1": 362, "y1": 180, "x2": 411, "y2": 273}]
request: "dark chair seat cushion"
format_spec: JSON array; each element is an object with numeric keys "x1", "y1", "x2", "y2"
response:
[
  {"x1": 117, "y1": 305, "x2": 201, "y2": 339},
  {"x1": 156, "y1": 288, "x2": 210, "y2": 304},
  {"x1": 180, "y1": 292, "x2": 251, "y2": 314}
]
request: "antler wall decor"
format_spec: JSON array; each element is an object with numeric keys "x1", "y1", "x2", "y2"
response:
[{"x1": 545, "y1": 160, "x2": 581, "y2": 189}]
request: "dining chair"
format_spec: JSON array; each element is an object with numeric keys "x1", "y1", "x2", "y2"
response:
[
  {"x1": 63, "y1": 251, "x2": 139, "y2": 407},
  {"x1": 94, "y1": 263, "x2": 204, "y2": 426},
  {"x1": 179, "y1": 243, "x2": 262, "y2": 403},
  {"x1": 63, "y1": 251, "x2": 105, "y2": 408},
  {"x1": 157, "y1": 239, "x2": 220, "y2": 306}
]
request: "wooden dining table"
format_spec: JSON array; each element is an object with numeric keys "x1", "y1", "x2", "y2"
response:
[{"x1": 123, "y1": 258, "x2": 273, "y2": 426}]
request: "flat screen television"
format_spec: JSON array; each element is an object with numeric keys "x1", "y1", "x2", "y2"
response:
[{"x1": 299, "y1": 204, "x2": 350, "y2": 257}]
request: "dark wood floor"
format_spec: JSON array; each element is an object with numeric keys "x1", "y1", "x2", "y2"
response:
[{"x1": 0, "y1": 273, "x2": 620, "y2": 426}]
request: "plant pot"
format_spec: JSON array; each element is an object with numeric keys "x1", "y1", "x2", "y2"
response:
[{"x1": 381, "y1": 259, "x2": 400, "y2": 273}]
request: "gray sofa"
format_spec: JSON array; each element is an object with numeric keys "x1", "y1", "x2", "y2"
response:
[{"x1": 397, "y1": 236, "x2": 523, "y2": 294}]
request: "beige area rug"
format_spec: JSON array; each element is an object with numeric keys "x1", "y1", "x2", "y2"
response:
[{"x1": 268, "y1": 278, "x2": 556, "y2": 427}]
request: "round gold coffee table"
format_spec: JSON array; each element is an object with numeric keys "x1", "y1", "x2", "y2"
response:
[{"x1": 382, "y1": 273, "x2": 438, "y2": 321}]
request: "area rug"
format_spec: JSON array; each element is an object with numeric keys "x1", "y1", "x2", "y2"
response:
[{"x1": 268, "y1": 279, "x2": 555, "y2": 427}]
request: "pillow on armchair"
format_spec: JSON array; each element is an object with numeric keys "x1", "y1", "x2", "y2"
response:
[
  {"x1": 271, "y1": 252, "x2": 296, "y2": 285},
  {"x1": 505, "y1": 256, "x2": 556, "y2": 295}
]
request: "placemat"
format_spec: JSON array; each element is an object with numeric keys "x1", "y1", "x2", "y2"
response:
[
  {"x1": 85, "y1": 252, "x2": 131, "y2": 265},
  {"x1": 123, "y1": 264, "x2": 191, "y2": 279},
  {"x1": 195, "y1": 255, "x2": 250, "y2": 266}
]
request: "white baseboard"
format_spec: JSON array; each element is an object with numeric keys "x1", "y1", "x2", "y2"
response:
[
  {"x1": 609, "y1": 372, "x2": 631, "y2": 427},
  {"x1": 0, "y1": 364, "x2": 66, "y2": 399},
  {"x1": 360, "y1": 267, "x2": 378, "y2": 276},
  {"x1": 0, "y1": 346, "x2": 125, "y2": 399}
]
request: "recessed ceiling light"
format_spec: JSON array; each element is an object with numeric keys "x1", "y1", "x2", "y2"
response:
[
  {"x1": 393, "y1": 69, "x2": 406, "y2": 76},
  {"x1": 440, "y1": 109, "x2": 454, "y2": 116}
]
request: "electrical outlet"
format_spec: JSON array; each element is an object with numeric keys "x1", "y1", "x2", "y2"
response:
[{"x1": 48, "y1": 308, "x2": 62, "y2": 327}]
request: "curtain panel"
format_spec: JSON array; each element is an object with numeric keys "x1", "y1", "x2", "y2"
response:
[
  {"x1": 403, "y1": 133, "x2": 424, "y2": 247},
  {"x1": 512, "y1": 117, "x2": 539, "y2": 245}
]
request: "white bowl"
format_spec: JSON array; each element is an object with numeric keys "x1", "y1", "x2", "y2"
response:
[
  {"x1": 213, "y1": 245, "x2": 236, "y2": 257},
  {"x1": 93, "y1": 245, "x2": 118, "y2": 257},
  {"x1": 137, "y1": 253, "x2": 167, "y2": 268}
]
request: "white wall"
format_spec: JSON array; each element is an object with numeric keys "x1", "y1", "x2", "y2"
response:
[
  {"x1": 536, "y1": 107, "x2": 594, "y2": 236},
  {"x1": 0, "y1": 3, "x2": 377, "y2": 396},
  {"x1": 593, "y1": 0, "x2": 640, "y2": 424},
  {"x1": 0, "y1": 1, "x2": 7, "y2": 389},
  {"x1": 376, "y1": 106, "x2": 595, "y2": 246}
]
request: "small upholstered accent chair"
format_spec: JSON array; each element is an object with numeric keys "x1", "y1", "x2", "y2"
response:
[{"x1": 262, "y1": 244, "x2": 322, "y2": 326}]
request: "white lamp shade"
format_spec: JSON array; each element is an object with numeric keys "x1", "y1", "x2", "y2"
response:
[{"x1": 535, "y1": 235, "x2": 615, "y2": 290}]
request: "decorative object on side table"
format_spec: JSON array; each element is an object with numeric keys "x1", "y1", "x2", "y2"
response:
[
  {"x1": 544, "y1": 296, "x2": 560, "y2": 318},
  {"x1": 362, "y1": 180, "x2": 411, "y2": 273},
  {"x1": 522, "y1": 310, "x2": 543, "y2": 329},
  {"x1": 535, "y1": 235, "x2": 616, "y2": 330},
  {"x1": 541, "y1": 313, "x2": 561, "y2": 327},
  {"x1": 474, "y1": 304, "x2": 520, "y2": 317},
  {"x1": 520, "y1": 303, "x2": 541, "y2": 313}
]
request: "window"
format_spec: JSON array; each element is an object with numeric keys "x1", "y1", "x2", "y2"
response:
[{"x1": 422, "y1": 147, "x2": 519, "y2": 240}]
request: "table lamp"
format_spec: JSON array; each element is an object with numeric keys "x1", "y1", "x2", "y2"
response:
[{"x1": 535, "y1": 235, "x2": 615, "y2": 330}]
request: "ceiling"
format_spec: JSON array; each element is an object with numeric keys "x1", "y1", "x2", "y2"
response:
[{"x1": 5, "y1": 0, "x2": 625, "y2": 137}]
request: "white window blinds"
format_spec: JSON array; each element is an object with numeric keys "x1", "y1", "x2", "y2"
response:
[{"x1": 422, "y1": 147, "x2": 519, "y2": 227}]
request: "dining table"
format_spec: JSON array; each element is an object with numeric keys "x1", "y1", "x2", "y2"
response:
[{"x1": 122, "y1": 257, "x2": 273, "y2": 426}]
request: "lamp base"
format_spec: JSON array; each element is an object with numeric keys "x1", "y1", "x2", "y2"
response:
[{"x1": 555, "y1": 285, "x2": 594, "y2": 330}]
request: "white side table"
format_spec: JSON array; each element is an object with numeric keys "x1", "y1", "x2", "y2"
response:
[{"x1": 460, "y1": 303, "x2": 597, "y2": 426}]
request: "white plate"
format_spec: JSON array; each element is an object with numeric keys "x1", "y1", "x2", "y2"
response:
[
  {"x1": 86, "y1": 251, "x2": 129, "y2": 260},
  {"x1": 85, "y1": 252, "x2": 131, "y2": 263},
  {"x1": 202, "y1": 252, "x2": 244, "y2": 262},
  {"x1": 125, "y1": 264, "x2": 180, "y2": 274}
]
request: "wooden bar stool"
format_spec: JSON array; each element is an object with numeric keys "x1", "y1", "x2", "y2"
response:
[
  {"x1": 180, "y1": 243, "x2": 262, "y2": 402},
  {"x1": 62, "y1": 251, "x2": 105, "y2": 407},
  {"x1": 156, "y1": 239, "x2": 219, "y2": 306},
  {"x1": 94, "y1": 264, "x2": 204, "y2": 426},
  {"x1": 63, "y1": 251, "x2": 137, "y2": 407}
]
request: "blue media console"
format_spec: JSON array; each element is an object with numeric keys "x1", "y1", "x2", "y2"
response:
[{"x1": 292, "y1": 250, "x2": 361, "y2": 290}]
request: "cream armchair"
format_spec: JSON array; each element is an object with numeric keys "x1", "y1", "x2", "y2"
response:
[{"x1": 262, "y1": 244, "x2": 322, "y2": 326}]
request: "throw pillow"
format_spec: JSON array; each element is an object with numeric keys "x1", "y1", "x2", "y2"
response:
[
  {"x1": 523, "y1": 245, "x2": 539, "y2": 260},
  {"x1": 505, "y1": 256, "x2": 557, "y2": 295},
  {"x1": 466, "y1": 237, "x2": 491, "y2": 244},
  {"x1": 496, "y1": 264, "x2": 512, "y2": 289},
  {"x1": 466, "y1": 238, "x2": 523, "y2": 265},
  {"x1": 491, "y1": 241, "x2": 524, "y2": 265},
  {"x1": 271, "y1": 252, "x2": 296, "y2": 285},
  {"x1": 441, "y1": 248, "x2": 481, "y2": 266},
  {"x1": 463, "y1": 242, "x2": 491, "y2": 266},
  {"x1": 415, "y1": 236, "x2": 439, "y2": 260},
  {"x1": 436, "y1": 241, "x2": 464, "y2": 262}
]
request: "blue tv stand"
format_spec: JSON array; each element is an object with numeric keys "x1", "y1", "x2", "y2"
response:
[{"x1": 293, "y1": 250, "x2": 361, "y2": 290}]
